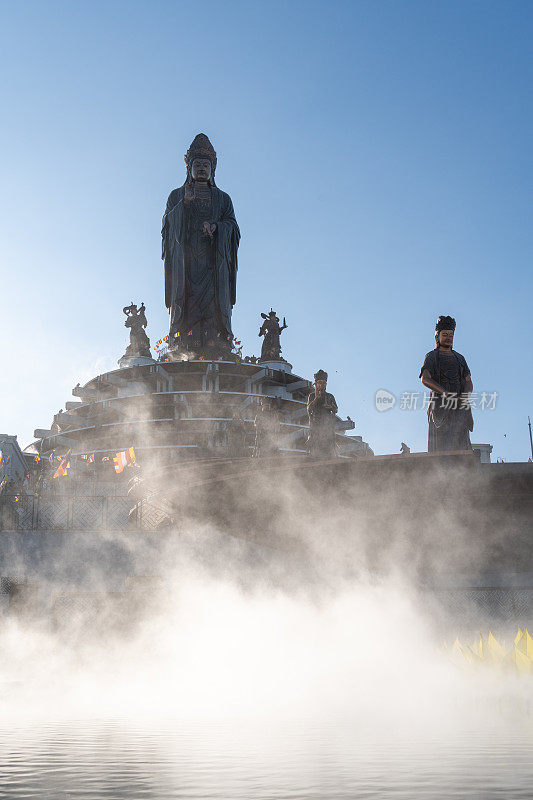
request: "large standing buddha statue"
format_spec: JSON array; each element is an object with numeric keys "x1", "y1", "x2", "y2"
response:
[{"x1": 162, "y1": 134, "x2": 241, "y2": 357}]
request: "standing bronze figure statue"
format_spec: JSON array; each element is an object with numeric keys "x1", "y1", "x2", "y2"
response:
[
  {"x1": 226, "y1": 413, "x2": 248, "y2": 458},
  {"x1": 162, "y1": 133, "x2": 241, "y2": 357},
  {"x1": 420, "y1": 316, "x2": 473, "y2": 452},
  {"x1": 259, "y1": 309, "x2": 287, "y2": 361},
  {"x1": 307, "y1": 370, "x2": 338, "y2": 458},
  {"x1": 253, "y1": 398, "x2": 280, "y2": 457},
  {"x1": 123, "y1": 302, "x2": 151, "y2": 358}
]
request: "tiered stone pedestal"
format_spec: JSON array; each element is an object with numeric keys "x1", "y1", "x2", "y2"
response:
[{"x1": 28, "y1": 359, "x2": 371, "y2": 467}]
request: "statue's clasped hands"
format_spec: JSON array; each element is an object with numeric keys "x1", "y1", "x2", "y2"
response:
[{"x1": 202, "y1": 222, "x2": 217, "y2": 239}]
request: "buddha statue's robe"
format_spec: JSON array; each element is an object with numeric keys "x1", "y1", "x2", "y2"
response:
[{"x1": 162, "y1": 184, "x2": 240, "y2": 351}]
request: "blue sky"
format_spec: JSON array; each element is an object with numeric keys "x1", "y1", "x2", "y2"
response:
[{"x1": 1, "y1": 0, "x2": 531, "y2": 460}]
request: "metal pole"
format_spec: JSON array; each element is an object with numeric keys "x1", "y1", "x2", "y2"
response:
[{"x1": 529, "y1": 416, "x2": 533, "y2": 461}]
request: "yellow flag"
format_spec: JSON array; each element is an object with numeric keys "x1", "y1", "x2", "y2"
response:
[
  {"x1": 471, "y1": 636, "x2": 483, "y2": 658},
  {"x1": 450, "y1": 638, "x2": 474, "y2": 666},
  {"x1": 487, "y1": 631, "x2": 505, "y2": 663},
  {"x1": 511, "y1": 645, "x2": 531, "y2": 674},
  {"x1": 515, "y1": 628, "x2": 533, "y2": 658}
]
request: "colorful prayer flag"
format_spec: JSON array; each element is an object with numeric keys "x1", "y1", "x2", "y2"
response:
[
  {"x1": 113, "y1": 446, "x2": 136, "y2": 474},
  {"x1": 53, "y1": 449, "x2": 71, "y2": 479}
]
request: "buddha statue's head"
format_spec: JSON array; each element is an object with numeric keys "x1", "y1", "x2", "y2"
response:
[
  {"x1": 314, "y1": 369, "x2": 328, "y2": 393},
  {"x1": 184, "y1": 134, "x2": 217, "y2": 185},
  {"x1": 191, "y1": 157, "x2": 212, "y2": 183},
  {"x1": 435, "y1": 315, "x2": 456, "y2": 348}
]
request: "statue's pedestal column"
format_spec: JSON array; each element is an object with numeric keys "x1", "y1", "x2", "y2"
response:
[
  {"x1": 118, "y1": 355, "x2": 156, "y2": 369},
  {"x1": 259, "y1": 360, "x2": 293, "y2": 374}
]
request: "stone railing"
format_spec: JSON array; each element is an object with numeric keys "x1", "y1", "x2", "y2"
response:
[{"x1": 0, "y1": 494, "x2": 132, "y2": 532}]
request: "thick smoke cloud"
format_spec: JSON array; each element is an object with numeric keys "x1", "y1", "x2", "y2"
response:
[{"x1": 1, "y1": 452, "x2": 531, "y2": 730}]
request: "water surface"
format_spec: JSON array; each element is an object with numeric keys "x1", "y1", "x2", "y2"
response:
[{"x1": 1, "y1": 717, "x2": 532, "y2": 799}]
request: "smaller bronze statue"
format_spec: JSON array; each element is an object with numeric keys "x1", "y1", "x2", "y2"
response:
[
  {"x1": 123, "y1": 302, "x2": 151, "y2": 358},
  {"x1": 226, "y1": 413, "x2": 248, "y2": 458},
  {"x1": 307, "y1": 370, "x2": 338, "y2": 458},
  {"x1": 259, "y1": 309, "x2": 287, "y2": 362},
  {"x1": 420, "y1": 315, "x2": 473, "y2": 452},
  {"x1": 253, "y1": 397, "x2": 280, "y2": 457}
]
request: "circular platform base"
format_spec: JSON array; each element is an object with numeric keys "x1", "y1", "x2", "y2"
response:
[
  {"x1": 259, "y1": 359, "x2": 293, "y2": 373},
  {"x1": 118, "y1": 355, "x2": 156, "y2": 369}
]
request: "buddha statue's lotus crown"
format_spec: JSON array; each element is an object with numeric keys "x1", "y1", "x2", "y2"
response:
[{"x1": 184, "y1": 133, "x2": 217, "y2": 171}]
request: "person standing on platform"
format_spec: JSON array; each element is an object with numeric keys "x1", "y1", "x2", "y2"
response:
[
  {"x1": 307, "y1": 370, "x2": 338, "y2": 458},
  {"x1": 420, "y1": 316, "x2": 473, "y2": 452}
]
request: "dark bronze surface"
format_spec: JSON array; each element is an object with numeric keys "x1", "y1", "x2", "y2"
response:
[
  {"x1": 162, "y1": 134, "x2": 240, "y2": 359},
  {"x1": 259, "y1": 310, "x2": 287, "y2": 362},
  {"x1": 122, "y1": 302, "x2": 151, "y2": 359}
]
